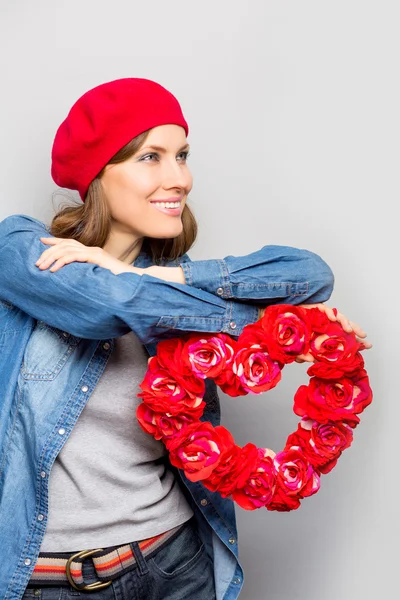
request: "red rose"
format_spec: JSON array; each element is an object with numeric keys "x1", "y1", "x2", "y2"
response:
[
  {"x1": 222, "y1": 345, "x2": 282, "y2": 395},
  {"x1": 287, "y1": 419, "x2": 353, "y2": 474},
  {"x1": 138, "y1": 356, "x2": 205, "y2": 416},
  {"x1": 214, "y1": 364, "x2": 250, "y2": 397},
  {"x1": 203, "y1": 443, "x2": 259, "y2": 498},
  {"x1": 267, "y1": 486, "x2": 302, "y2": 512},
  {"x1": 271, "y1": 446, "x2": 320, "y2": 500},
  {"x1": 294, "y1": 370, "x2": 372, "y2": 426},
  {"x1": 181, "y1": 333, "x2": 236, "y2": 379},
  {"x1": 307, "y1": 351, "x2": 365, "y2": 380},
  {"x1": 155, "y1": 337, "x2": 198, "y2": 383},
  {"x1": 167, "y1": 422, "x2": 235, "y2": 482},
  {"x1": 260, "y1": 305, "x2": 311, "y2": 363},
  {"x1": 232, "y1": 448, "x2": 276, "y2": 510},
  {"x1": 304, "y1": 307, "x2": 331, "y2": 333},
  {"x1": 309, "y1": 322, "x2": 362, "y2": 375},
  {"x1": 136, "y1": 404, "x2": 195, "y2": 441},
  {"x1": 238, "y1": 322, "x2": 269, "y2": 349}
]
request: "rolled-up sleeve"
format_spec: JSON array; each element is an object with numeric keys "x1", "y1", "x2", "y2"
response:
[
  {"x1": 0, "y1": 215, "x2": 258, "y2": 342},
  {"x1": 180, "y1": 245, "x2": 334, "y2": 304}
]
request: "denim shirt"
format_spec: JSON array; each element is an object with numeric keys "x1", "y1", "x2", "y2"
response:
[{"x1": 0, "y1": 215, "x2": 334, "y2": 600}]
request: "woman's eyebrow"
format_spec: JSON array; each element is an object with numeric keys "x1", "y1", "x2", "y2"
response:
[{"x1": 140, "y1": 143, "x2": 190, "y2": 153}]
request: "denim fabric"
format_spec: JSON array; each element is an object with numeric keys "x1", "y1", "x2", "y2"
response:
[
  {"x1": 0, "y1": 215, "x2": 334, "y2": 341},
  {"x1": 0, "y1": 214, "x2": 334, "y2": 600},
  {"x1": 22, "y1": 518, "x2": 216, "y2": 600}
]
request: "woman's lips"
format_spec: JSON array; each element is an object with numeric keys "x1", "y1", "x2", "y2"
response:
[{"x1": 150, "y1": 199, "x2": 182, "y2": 216}]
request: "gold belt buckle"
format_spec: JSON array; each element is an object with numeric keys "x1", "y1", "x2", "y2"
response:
[{"x1": 66, "y1": 548, "x2": 113, "y2": 591}]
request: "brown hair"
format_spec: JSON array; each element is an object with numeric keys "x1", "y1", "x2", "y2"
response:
[{"x1": 50, "y1": 130, "x2": 197, "y2": 264}]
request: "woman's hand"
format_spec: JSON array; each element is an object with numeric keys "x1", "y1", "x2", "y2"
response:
[
  {"x1": 296, "y1": 303, "x2": 372, "y2": 362},
  {"x1": 36, "y1": 237, "x2": 142, "y2": 276},
  {"x1": 258, "y1": 303, "x2": 372, "y2": 363}
]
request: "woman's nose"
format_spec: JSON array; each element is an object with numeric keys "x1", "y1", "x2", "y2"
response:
[{"x1": 161, "y1": 158, "x2": 192, "y2": 190}]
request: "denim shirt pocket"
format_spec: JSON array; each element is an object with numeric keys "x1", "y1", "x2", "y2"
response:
[{"x1": 20, "y1": 321, "x2": 80, "y2": 381}]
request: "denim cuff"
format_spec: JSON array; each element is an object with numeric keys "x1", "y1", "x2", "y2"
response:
[
  {"x1": 222, "y1": 301, "x2": 259, "y2": 336},
  {"x1": 180, "y1": 259, "x2": 233, "y2": 298}
]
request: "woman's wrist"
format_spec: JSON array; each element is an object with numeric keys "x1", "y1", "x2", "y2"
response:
[
  {"x1": 110, "y1": 262, "x2": 186, "y2": 284},
  {"x1": 145, "y1": 265, "x2": 186, "y2": 284}
]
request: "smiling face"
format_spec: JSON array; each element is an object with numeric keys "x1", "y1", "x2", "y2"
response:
[{"x1": 100, "y1": 124, "x2": 193, "y2": 260}]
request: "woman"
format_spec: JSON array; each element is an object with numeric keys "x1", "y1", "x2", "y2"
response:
[{"x1": 0, "y1": 78, "x2": 369, "y2": 600}]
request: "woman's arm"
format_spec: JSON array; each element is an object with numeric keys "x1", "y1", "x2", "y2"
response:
[
  {"x1": 0, "y1": 215, "x2": 257, "y2": 342},
  {"x1": 0, "y1": 215, "x2": 334, "y2": 343},
  {"x1": 34, "y1": 226, "x2": 371, "y2": 349},
  {"x1": 178, "y1": 248, "x2": 334, "y2": 305},
  {"x1": 37, "y1": 233, "x2": 334, "y2": 306}
]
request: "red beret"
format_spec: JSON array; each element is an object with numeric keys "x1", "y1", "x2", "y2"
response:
[{"x1": 51, "y1": 78, "x2": 189, "y2": 201}]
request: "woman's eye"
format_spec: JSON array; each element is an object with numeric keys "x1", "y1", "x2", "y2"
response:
[
  {"x1": 140, "y1": 153, "x2": 159, "y2": 162},
  {"x1": 139, "y1": 151, "x2": 190, "y2": 163}
]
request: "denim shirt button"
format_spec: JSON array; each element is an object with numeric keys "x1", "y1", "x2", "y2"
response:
[
  {"x1": 37, "y1": 514, "x2": 44, "y2": 521},
  {"x1": 229, "y1": 536, "x2": 236, "y2": 544},
  {"x1": 233, "y1": 577, "x2": 241, "y2": 585},
  {"x1": 81, "y1": 385, "x2": 89, "y2": 393},
  {"x1": 24, "y1": 558, "x2": 31, "y2": 566},
  {"x1": 103, "y1": 342, "x2": 111, "y2": 350},
  {"x1": 216, "y1": 287, "x2": 224, "y2": 295},
  {"x1": 229, "y1": 321, "x2": 237, "y2": 329},
  {"x1": 40, "y1": 471, "x2": 46, "y2": 478},
  {"x1": 58, "y1": 428, "x2": 66, "y2": 435},
  {"x1": 200, "y1": 499, "x2": 208, "y2": 506}
]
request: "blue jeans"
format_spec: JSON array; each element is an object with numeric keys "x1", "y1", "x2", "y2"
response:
[{"x1": 22, "y1": 518, "x2": 216, "y2": 600}]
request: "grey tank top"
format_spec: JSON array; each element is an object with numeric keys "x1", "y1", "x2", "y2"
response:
[{"x1": 40, "y1": 331, "x2": 193, "y2": 552}]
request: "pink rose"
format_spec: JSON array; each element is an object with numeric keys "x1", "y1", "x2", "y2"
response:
[
  {"x1": 136, "y1": 404, "x2": 195, "y2": 441},
  {"x1": 167, "y1": 423, "x2": 235, "y2": 482},
  {"x1": 294, "y1": 370, "x2": 372, "y2": 426},
  {"x1": 138, "y1": 356, "x2": 205, "y2": 416},
  {"x1": 308, "y1": 322, "x2": 363, "y2": 379},
  {"x1": 232, "y1": 448, "x2": 276, "y2": 510},
  {"x1": 202, "y1": 443, "x2": 260, "y2": 497},
  {"x1": 231, "y1": 345, "x2": 282, "y2": 394},
  {"x1": 181, "y1": 334, "x2": 235, "y2": 379},
  {"x1": 261, "y1": 305, "x2": 311, "y2": 363},
  {"x1": 267, "y1": 446, "x2": 320, "y2": 511},
  {"x1": 287, "y1": 419, "x2": 353, "y2": 474}
]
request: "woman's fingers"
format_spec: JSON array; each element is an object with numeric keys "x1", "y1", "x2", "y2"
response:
[
  {"x1": 36, "y1": 237, "x2": 105, "y2": 272},
  {"x1": 347, "y1": 320, "x2": 366, "y2": 338},
  {"x1": 40, "y1": 237, "x2": 65, "y2": 245},
  {"x1": 37, "y1": 248, "x2": 69, "y2": 269},
  {"x1": 36, "y1": 238, "x2": 83, "y2": 269},
  {"x1": 320, "y1": 305, "x2": 337, "y2": 322},
  {"x1": 357, "y1": 337, "x2": 373, "y2": 350},
  {"x1": 295, "y1": 352, "x2": 314, "y2": 363},
  {"x1": 300, "y1": 304, "x2": 371, "y2": 347},
  {"x1": 334, "y1": 312, "x2": 353, "y2": 333},
  {"x1": 49, "y1": 254, "x2": 88, "y2": 272},
  {"x1": 334, "y1": 316, "x2": 371, "y2": 348}
]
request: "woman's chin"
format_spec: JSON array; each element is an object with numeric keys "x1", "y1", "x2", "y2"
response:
[{"x1": 148, "y1": 223, "x2": 183, "y2": 239}]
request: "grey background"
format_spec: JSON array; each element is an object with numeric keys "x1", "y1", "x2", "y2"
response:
[{"x1": 0, "y1": 1, "x2": 397, "y2": 599}]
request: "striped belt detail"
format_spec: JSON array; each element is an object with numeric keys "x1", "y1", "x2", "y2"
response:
[{"x1": 29, "y1": 523, "x2": 184, "y2": 590}]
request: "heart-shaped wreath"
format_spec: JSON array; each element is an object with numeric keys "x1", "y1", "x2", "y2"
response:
[{"x1": 136, "y1": 305, "x2": 372, "y2": 512}]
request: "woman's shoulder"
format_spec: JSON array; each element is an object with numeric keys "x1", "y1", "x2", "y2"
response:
[
  {"x1": 163, "y1": 252, "x2": 192, "y2": 266},
  {"x1": 0, "y1": 213, "x2": 48, "y2": 234}
]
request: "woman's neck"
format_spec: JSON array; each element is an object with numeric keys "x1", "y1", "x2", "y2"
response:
[{"x1": 103, "y1": 229, "x2": 143, "y2": 264}]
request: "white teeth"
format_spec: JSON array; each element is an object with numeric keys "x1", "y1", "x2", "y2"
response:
[{"x1": 152, "y1": 201, "x2": 180, "y2": 209}]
